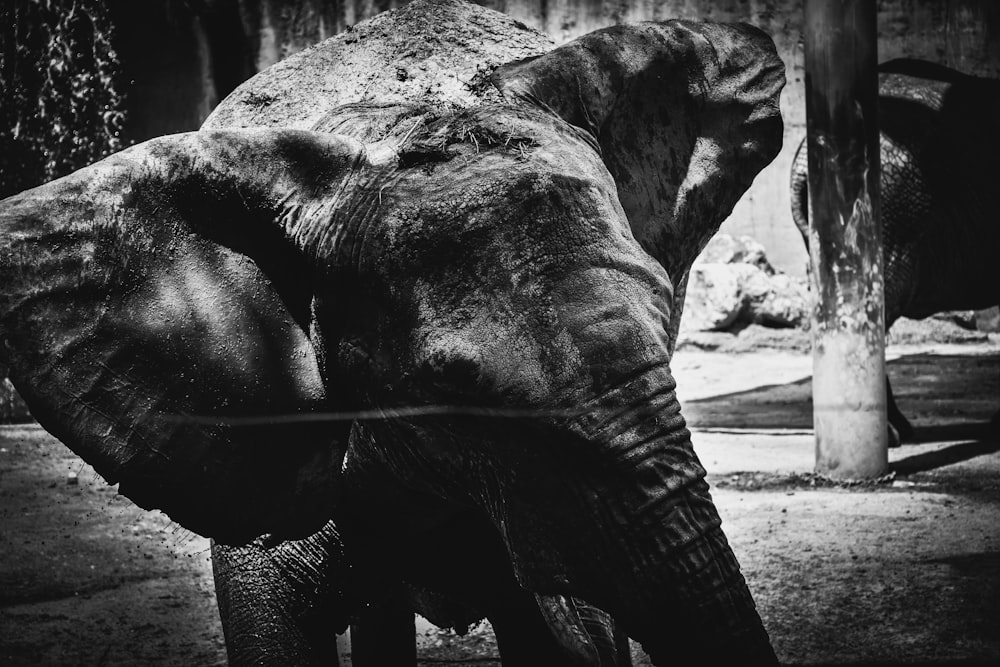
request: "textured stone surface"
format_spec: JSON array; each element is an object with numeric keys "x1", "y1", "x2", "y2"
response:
[
  {"x1": 742, "y1": 271, "x2": 810, "y2": 328},
  {"x1": 683, "y1": 263, "x2": 760, "y2": 331},
  {"x1": 683, "y1": 234, "x2": 809, "y2": 333},
  {"x1": 977, "y1": 306, "x2": 1000, "y2": 332},
  {"x1": 888, "y1": 317, "x2": 990, "y2": 345},
  {"x1": 697, "y1": 234, "x2": 774, "y2": 274}
]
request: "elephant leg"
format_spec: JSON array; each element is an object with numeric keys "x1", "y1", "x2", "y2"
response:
[
  {"x1": 886, "y1": 375, "x2": 914, "y2": 446},
  {"x1": 407, "y1": 524, "x2": 629, "y2": 666},
  {"x1": 342, "y1": 488, "x2": 627, "y2": 666},
  {"x1": 211, "y1": 521, "x2": 350, "y2": 665},
  {"x1": 339, "y1": 430, "x2": 629, "y2": 666},
  {"x1": 349, "y1": 588, "x2": 416, "y2": 666}
]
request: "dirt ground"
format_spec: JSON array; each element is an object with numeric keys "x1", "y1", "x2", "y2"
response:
[{"x1": 1, "y1": 323, "x2": 998, "y2": 666}]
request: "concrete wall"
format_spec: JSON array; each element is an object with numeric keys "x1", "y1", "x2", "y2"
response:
[{"x1": 113, "y1": 0, "x2": 1000, "y2": 275}]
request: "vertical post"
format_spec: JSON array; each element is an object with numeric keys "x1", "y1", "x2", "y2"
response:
[{"x1": 804, "y1": 0, "x2": 888, "y2": 479}]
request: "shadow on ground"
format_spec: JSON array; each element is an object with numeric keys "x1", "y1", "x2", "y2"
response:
[{"x1": 685, "y1": 353, "x2": 999, "y2": 435}]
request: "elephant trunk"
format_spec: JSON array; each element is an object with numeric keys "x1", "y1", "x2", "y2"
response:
[
  {"x1": 620, "y1": 519, "x2": 777, "y2": 665},
  {"x1": 496, "y1": 361, "x2": 776, "y2": 665},
  {"x1": 588, "y1": 469, "x2": 776, "y2": 665}
]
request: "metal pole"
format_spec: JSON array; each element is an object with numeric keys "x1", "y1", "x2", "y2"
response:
[{"x1": 804, "y1": 0, "x2": 888, "y2": 479}]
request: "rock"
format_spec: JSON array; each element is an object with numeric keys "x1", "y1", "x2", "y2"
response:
[
  {"x1": 682, "y1": 263, "x2": 760, "y2": 331},
  {"x1": 724, "y1": 324, "x2": 812, "y2": 353},
  {"x1": 975, "y1": 306, "x2": 1000, "y2": 333},
  {"x1": 929, "y1": 308, "x2": 1000, "y2": 333},
  {"x1": 682, "y1": 239, "x2": 809, "y2": 333},
  {"x1": 931, "y1": 310, "x2": 979, "y2": 329},
  {"x1": 887, "y1": 317, "x2": 990, "y2": 345},
  {"x1": 675, "y1": 323, "x2": 813, "y2": 354},
  {"x1": 696, "y1": 233, "x2": 774, "y2": 274},
  {"x1": 742, "y1": 271, "x2": 810, "y2": 328},
  {"x1": 674, "y1": 330, "x2": 735, "y2": 352}
]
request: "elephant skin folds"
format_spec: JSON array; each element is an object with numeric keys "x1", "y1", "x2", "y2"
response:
[{"x1": 0, "y1": 0, "x2": 786, "y2": 664}]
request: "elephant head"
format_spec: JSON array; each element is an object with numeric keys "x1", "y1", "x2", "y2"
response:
[{"x1": 0, "y1": 0, "x2": 784, "y2": 663}]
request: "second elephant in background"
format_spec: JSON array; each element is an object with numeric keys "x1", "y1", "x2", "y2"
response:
[{"x1": 790, "y1": 58, "x2": 1000, "y2": 444}]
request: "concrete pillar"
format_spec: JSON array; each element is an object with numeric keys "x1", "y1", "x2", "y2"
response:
[{"x1": 804, "y1": 0, "x2": 888, "y2": 479}]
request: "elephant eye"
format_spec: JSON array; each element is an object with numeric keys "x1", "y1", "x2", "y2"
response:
[{"x1": 423, "y1": 351, "x2": 485, "y2": 394}]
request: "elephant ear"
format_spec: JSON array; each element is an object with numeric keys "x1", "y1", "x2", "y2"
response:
[
  {"x1": 493, "y1": 20, "x2": 785, "y2": 279},
  {"x1": 0, "y1": 129, "x2": 366, "y2": 543}
]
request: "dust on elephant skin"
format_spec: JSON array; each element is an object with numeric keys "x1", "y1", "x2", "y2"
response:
[{"x1": 0, "y1": 1, "x2": 786, "y2": 664}]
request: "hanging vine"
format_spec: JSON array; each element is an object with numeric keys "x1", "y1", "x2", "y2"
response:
[{"x1": 0, "y1": 0, "x2": 126, "y2": 198}]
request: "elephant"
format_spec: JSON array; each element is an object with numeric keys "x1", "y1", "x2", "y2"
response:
[
  {"x1": 791, "y1": 58, "x2": 1000, "y2": 445},
  {"x1": 0, "y1": 0, "x2": 785, "y2": 664}
]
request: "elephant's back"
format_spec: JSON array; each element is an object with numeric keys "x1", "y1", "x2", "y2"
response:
[
  {"x1": 203, "y1": 0, "x2": 555, "y2": 133},
  {"x1": 877, "y1": 60, "x2": 1000, "y2": 318}
]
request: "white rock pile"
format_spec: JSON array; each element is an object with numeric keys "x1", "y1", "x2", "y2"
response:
[{"x1": 681, "y1": 234, "x2": 810, "y2": 333}]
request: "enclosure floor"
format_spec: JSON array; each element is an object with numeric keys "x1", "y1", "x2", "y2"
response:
[{"x1": 1, "y1": 338, "x2": 998, "y2": 666}]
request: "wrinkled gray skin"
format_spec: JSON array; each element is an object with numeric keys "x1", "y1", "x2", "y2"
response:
[
  {"x1": 0, "y1": 1, "x2": 784, "y2": 664},
  {"x1": 791, "y1": 58, "x2": 1000, "y2": 445}
]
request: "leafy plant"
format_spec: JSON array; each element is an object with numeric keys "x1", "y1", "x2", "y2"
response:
[{"x1": 0, "y1": 0, "x2": 125, "y2": 198}]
